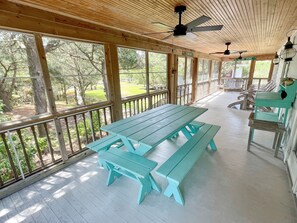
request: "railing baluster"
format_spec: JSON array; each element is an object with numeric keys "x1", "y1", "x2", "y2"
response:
[
  {"x1": 64, "y1": 117, "x2": 74, "y2": 154},
  {"x1": 96, "y1": 110, "x2": 103, "y2": 138},
  {"x1": 129, "y1": 101, "x2": 132, "y2": 117},
  {"x1": 1, "y1": 133, "x2": 18, "y2": 180},
  {"x1": 73, "y1": 115, "x2": 82, "y2": 150},
  {"x1": 133, "y1": 100, "x2": 136, "y2": 115},
  {"x1": 16, "y1": 129, "x2": 32, "y2": 173},
  {"x1": 89, "y1": 111, "x2": 95, "y2": 141},
  {"x1": 109, "y1": 106, "x2": 113, "y2": 123},
  {"x1": 30, "y1": 126, "x2": 44, "y2": 167},
  {"x1": 124, "y1": 102, "x2": 127, "y2": 118},
  {"x1": 43, "y1": 123, "x2": 55, "y2": 162},
  {"x1": 82, "y1": 113, "x2": 89, "y2": 144},
  {"x1": 103, "y1": 108, "x2": 108, "y2": 125}
]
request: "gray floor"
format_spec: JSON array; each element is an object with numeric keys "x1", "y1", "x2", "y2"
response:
[{"x1": 1, "y1": 91, "x2": 296, "y2": 223}]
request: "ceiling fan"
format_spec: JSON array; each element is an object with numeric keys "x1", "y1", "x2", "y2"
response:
[
  {"x1": 210, "y1": 42, "x2": 247, "y2": 56},
  {"x1": 236, "y1": 51, "x2": 246, "y2": 60},
  {"x1": 142, "y1": 5, "x2": 223, "y2": 40}
]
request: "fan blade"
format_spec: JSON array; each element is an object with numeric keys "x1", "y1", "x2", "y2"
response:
[
  {"x1": 152, "y1": 22, "x2": 174, "y2": 29},
  {"x1": 229, "y1": 50, "x2": 247, "y2": 54},
  {"x1": 162, "y1": 33, "x2": 173, "y2": 40},
  {"x1": 186, "y1": 15, "x2": 211, "y2": 29},
  {"x1": 142, "y1": 31, "x2": 173, "y2": 35},
  {"x1": 189, "y1": 25, "x2": 223, "y2": 32},
  {"x1": 209, "y1": 52, "x2": 225, "y2": 55}
]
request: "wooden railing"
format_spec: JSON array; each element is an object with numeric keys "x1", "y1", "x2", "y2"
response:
[
  {"x1": 177, "y1": 83, "x2": 192, "y2": 105},
  {"x1": 220, "y1": 77, "x2": 269, "y2": 91},
  {"x1": 0, "y1": 90, "x2": 169, "y2": 190},
  {"x1": 0, "y1": 102, "x2": 113, "y2": 188},
  {"x1": 196, "y1": 80, "x2": 210, "y2": 101},
  {"x1": 121, "y1": 90, "x2": 169, "y2": 118}
]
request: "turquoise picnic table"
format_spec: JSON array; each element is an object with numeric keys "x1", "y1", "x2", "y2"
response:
[{"x1": 101, "y1": 104, "x2": 208, "y2": 155}]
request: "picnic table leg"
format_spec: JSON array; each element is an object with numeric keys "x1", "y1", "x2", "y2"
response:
[
  {"x1": 164, "y1": 180, "x2": 184, "y2": 205},
  {"x1": 209, "y1": 139, "x2": 218, "y2": 151},
  {"x1": 181, "y1": 127, "x2": 192, "y2": 140},
  {"x1": 120, "y1": 137, "x2": 152, "y2": 156},
  {"x1": 135, "y1": 144, "x2": 153, "y2": 156},
  {"x1": 120, "y1": 137, "x2": 137, "y2": 153}
]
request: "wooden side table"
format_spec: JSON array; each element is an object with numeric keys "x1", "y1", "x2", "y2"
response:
[{"x1": 247, "y1": 112, "x2": 286, "y2": 157}]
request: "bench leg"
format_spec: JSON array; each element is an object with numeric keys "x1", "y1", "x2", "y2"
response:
[
  {"x1": 149, "y1": 174, "x2": 161, "y2": 192},
  {"x1": 137, "y1": 177, "x2": 152, "y2": 204},
  {"x1": 164, "y1": 180, "x2": 184, "y2": 205},
  {"x1": 209, "y1": 139, "x2": 218, "y2": 151},
  {"x1": 187, "y1": 124, "x2": 201, "y2": 134},
  {"x1": 106, "y1": 164, "x2": 122, "y2": 186}
]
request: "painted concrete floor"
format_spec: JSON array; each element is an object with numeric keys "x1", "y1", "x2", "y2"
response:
[{"x1": 1, "y1": 91, "x2": 296, "y2": 223}]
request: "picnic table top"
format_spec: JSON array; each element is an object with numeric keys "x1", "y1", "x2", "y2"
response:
[{"x1": 101, "y1": 104, "x2": 207, "y2": 148}]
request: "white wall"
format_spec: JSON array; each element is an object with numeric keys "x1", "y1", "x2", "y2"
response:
[{"x1": 274, "y1": 33, "x2": 297, "y2": 196}]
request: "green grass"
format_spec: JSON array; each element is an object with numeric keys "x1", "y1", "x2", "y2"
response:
[
  {"x1": 120, "y1": 82, "x2": 146, "y2": 97},
  {"x1": 85, "y1": 86, "x2": 107, "y2": 101}
]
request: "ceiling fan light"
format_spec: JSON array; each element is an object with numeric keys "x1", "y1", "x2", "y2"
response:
[{"x1": 282, "y1": 47, "x2": 296, "y2": 61}]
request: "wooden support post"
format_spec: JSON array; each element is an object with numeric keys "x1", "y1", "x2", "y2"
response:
[
  {"x1": 208, "y1": 60, "x2": 213, "y2": 94},
  {"x1": 247, "y1": 60, "x2": 256, "y2": 90},
  {"x1": 167, "y1": 53, "x2": 173, "y2": 104},
  {"x1": 192, "y1": 58, "x2": 198, "y2": 103},
  {"x1": 104, "y1": 43, "x2": 123, "y2": 121},
  {"x1": 146, "y1": 51, "x2": 152, "y2": 109},
  {"x1": 184, "y1": 57, "x2": 187, "y2": 104},
  {"x1": 268, "y1": 60, "x2": 274, "y2": 81},
  {"x1": 34, "y1": 33, "x2": 68, "y2": 162},
  {"x1": 218, "y1": 60, "x2": 222, "y2": 88},
  {"x1": 168, "y1": 54, "x2": 178, "y2": 104}
]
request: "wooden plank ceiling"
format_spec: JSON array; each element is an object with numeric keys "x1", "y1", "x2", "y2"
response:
[{"x1": 9, "y1": 0, "x2": 297, "y2": 58}]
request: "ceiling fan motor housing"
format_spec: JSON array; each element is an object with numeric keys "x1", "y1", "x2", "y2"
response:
[
  {"x1": 175, "y1": 5, "x2": 186, "y2": 13},
  {"x1": 174, "y1": 24, "x2": 187, "y2": 36}
]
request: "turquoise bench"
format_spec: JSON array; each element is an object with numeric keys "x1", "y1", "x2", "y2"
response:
[
  {"x1": 99, "y1": 149, "x2": 161, "y2": 204},
  {"x1": 85, "y1": 134, "x2": 122, "y2": 167},
  {"x1": 156, "y1": 123, "x2": 220, "y2": 205}
]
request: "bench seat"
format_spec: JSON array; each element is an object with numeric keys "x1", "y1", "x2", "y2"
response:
[
  {"x1": 86, "y1": 134, "x2": 121, "y2": 152},
  {"x1": 156, "y1": 123, "x2": 220, "y2": 205},
  {"x1": 86, "y1": 134, "x2": 122, "y2": 167},
  {"x1": 99, "y1": 149, "x2": 161, "y2": 204}
]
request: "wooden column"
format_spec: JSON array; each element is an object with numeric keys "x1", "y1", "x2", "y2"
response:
[
  {"x1": 268, "y1": 60, "x2": 274, "y2": 81},
  {"x1": 34, "y1": 33, "x2": 68, "y2": 162},
  {"x1": 104, "y1": 43, "x2": 123, "y2": 121},
  {"x1": 192, "y1": 58, "x2": 198, "y2": 103},
  {"x1": 218, "y1": 61, "x2": 222, "y2": 86},
  {"x1": 208, "y1": 60, "x2": 213, "y2": 94},
  {"x1": 145, "y1": 51, "x2": 152, "y2": 109},
  {"x1": 247, "y1": 60, "x2": 256, "y2": 89},
  {"x1": 167, "y1": 53, "x2": 178, "y2": 104}
]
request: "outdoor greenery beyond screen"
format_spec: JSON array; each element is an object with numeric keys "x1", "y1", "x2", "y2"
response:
[
  {"x1": 44, "y1": 36, "x2": 108, "y2": 111},
  {"x1": 253, "y1": 60, "x2": 271, "y2": 78},
  {"x1": 118, "y1": 47, "x2": 167, "y2": 97},
  {"x1": 198, "y1": 59, "x2": 209, "y2": 82}
]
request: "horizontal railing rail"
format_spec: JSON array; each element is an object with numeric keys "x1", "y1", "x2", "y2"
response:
[
  {"x1": 177, "y1": 83, "x2": 192, "y2": 105},
  {"x1": 121, "y1": 90, "x2": 169, "y2": 118}
]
